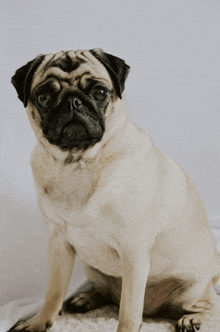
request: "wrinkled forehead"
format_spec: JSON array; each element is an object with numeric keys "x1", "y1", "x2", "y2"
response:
[{"x1": 32, "y1": 50, "x2": 112, "y2": 90}]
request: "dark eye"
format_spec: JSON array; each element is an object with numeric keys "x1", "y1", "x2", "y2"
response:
[
  {"x1": 92, "y1": 87, "x2": 107, "y2": 101},
  {"x1": 37, "y1": 93, "x2": 51, "y2": 107}
]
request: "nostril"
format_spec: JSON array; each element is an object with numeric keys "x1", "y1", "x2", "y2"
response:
[{"x1": 72, "y1": 97, "x2": 82, "y2": 108}]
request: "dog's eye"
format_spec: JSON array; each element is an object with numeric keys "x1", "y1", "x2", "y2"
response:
[
  {"x1": 92, "y1": 87, "x2": 107, "y2": 101},
  {"x1": 38, "y1": 93, "x2": 51, "y2": 107}
]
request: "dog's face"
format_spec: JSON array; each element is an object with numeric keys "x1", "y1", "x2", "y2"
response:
[{"x1": 11, "y1": 49, "x2": 130, "y2": 152}]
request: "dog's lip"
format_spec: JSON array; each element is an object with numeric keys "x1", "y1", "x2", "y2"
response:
[
  {"x1": 62, "y1": 120, "x2": 88, "y2": 140},
  {"x1": 60, "y1": 109, "x2": 104, "y2": 141},
  {"x1": 72, "y1": 106, "x2": 105, "y2": 137},
  {"x1": 75, "y1": 108, "x2": 100, "y2": 127}
]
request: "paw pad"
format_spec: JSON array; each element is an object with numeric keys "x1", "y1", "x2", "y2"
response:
[{"x1": 176, "y1": 316, "x2": 201, "y2": 331}]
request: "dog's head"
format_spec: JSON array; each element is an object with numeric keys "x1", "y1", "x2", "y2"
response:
[{"x1": 11, "y1": 49, "x2": 130, "y2": 152}]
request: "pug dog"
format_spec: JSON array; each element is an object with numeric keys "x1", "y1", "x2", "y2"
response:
[{"x1": 10, "y1": 49, "x2": 220, "y2": 332}]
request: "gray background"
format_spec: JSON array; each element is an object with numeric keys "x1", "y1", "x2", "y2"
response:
[{"x1": 1, "y1": 0, "x2": 220, "y2": 328}]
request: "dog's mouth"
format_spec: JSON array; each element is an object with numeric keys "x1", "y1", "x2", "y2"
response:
[
  {"x1": 40, "y1": 96, "x2": 105, "y2": 151},
  {"x1": 62, "y1": 121, "x2": 88, "y2": 141},
  {"x1": 59, "y1": 117, "x2": 104, "y2": 150}
]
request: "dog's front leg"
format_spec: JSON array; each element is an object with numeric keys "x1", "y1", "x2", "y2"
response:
[
  {"x1": 117, "y1": 250, "x2": 150, "y2": 332},
  {"x1": 9, "y1": 231, "x2": 75, "y2": 332}
]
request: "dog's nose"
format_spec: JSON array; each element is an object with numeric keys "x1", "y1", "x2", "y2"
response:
[{"x1": 72, "y1": 97, "x2": 82, "y2": 109}]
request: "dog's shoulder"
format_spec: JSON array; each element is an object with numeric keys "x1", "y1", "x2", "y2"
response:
[{"x1": 30, "y1": 144, "x2": 58, "y2": 188}]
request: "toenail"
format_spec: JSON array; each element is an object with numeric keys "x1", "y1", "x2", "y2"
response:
[{"x1": 46, "y1": 321, "x2": 52, "y2": 329}]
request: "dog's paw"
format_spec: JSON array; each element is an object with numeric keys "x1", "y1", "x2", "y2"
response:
[
  {"x1": 176, "y1": 314, "x2": 201, "y2": 331},
  {"x1": 7, "y1": 315, "x2": 53, "y2": 332},
  {"x1": 63, "y1": 290, "x2": 111, "y2": 314}
]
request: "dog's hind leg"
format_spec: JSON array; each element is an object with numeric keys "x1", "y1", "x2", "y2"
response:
[
  {"x1": 63, "y1": 286, "x2": 112, "y2": 313},
  {"x1": 63, "y1": 266, "x2": 114, "y2": 314},
  {"x1": 176, "y1": 280, "x2": 220, "y2": 332}
]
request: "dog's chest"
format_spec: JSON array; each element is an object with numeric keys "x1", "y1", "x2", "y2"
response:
[
  {"x1": 32, "y1": 153, "x2": 97, "y2": 219},
  {"x1": 67, "y1": 222, "x2": 123, "y2": 277},
  {"x1": 33, "y1": 154, "x2": 123, "y2": 276},
  {"x1": 44, "y1": 180, "x2": 122, "y2": 276}
]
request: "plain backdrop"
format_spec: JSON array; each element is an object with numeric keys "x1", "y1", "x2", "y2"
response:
[{"x1": 1, "y1": 0, "x2": 220, "y2": 330}]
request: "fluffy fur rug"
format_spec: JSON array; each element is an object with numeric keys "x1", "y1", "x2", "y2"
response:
[{"x1": 51, "y1": 304, "x2": 220, "y2": 332}]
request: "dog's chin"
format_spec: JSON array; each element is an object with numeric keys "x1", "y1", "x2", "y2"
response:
[{"x1": 44, "y1": 120, "x2": 104, "y2": 152}]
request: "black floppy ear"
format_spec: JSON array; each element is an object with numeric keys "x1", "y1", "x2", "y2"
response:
[
  {"x1": 11, "y1": 55, "x2": 45, "y2": 107},
  {"x1": 90, "y1": 48, "x2": 130, "y2": 99}
]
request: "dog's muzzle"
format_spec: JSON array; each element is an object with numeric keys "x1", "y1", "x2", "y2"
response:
[{"x1": 42, "y1": 94, "x2": 105, "y2": 151}]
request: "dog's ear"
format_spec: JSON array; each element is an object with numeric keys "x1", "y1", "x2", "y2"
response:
[
  {"x1": 90, "y1": 48, "x2": 130, "y2": 99},
  {"x1": 11, "y1": 55, "x2": 45, "y2": 107}
]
